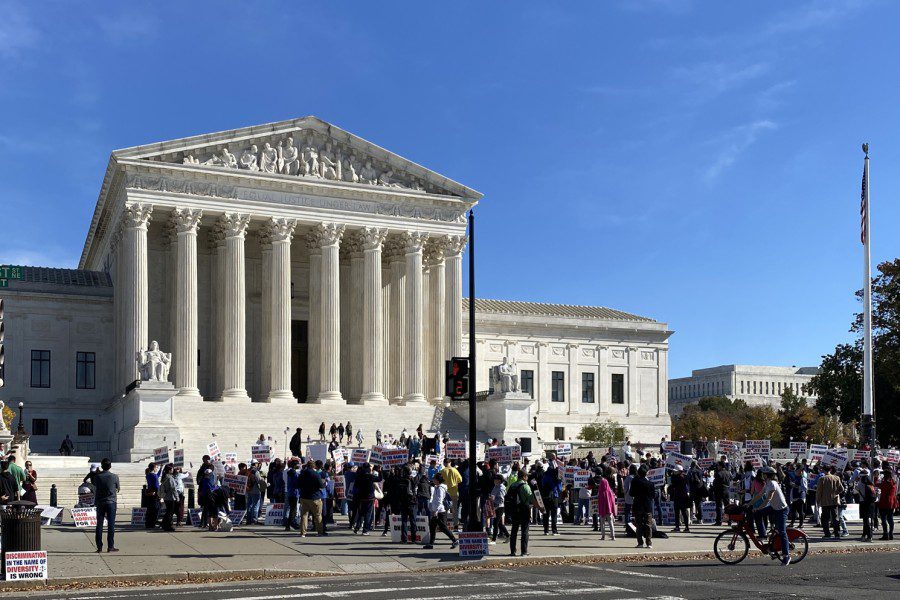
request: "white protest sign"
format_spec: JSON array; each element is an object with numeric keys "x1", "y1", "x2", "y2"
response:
[
  {"x1": 843, "y1": 503, "x2": 861, "y2": 522},
  {"x1": 77, "y1": 492, "x2": 94, "y2": 506},
  {"x1": 554, "y1": 443, "x2": 573, "y2": 458},
  {"x1": 389, "y1": 514, "x2": 430, "y2": 543},
  {"x1": 189, "y1": 508, "x2": 203, "y2": 527},
  {"x1": 886, "y1": 449, "x2": 900, "y2": 464},
  {"x1": 458, "y1": 531, "x2": 489, "y2": 558},
  {"x1": 745, "y1": 440, "x2": 771, "y2": 458},
  {"x1": 719, "y1": 440, "x2": 741, "y2": 455},
  {"x1": 445, "y1": 441, "x2": 467, "y2": 460},
  {"x1": 485, "y1": 445, "x2": 521, "y2": 466},
  {"x1": 334, "y1": 475, "x2": 346, "y2": 499},
  {"x1": 665, "y1": 451, "x2": 693, "y2": 469},
  {"x1": 854, "y1": 449, "x2": 870, "y2": 461},
  {"x1": 153, "y1": 446, "x2": 169, "y2": 465},
  {"x1": 381, "y1": 447, "x2": 410, "y2": 467},
  {"x1": 789, "y1": 441, "x2": 808, "y2": 455},
  {"x1": 822, "y1": 449, "x2": 848, "y2": 470},
  {"x1": 223, "y1": 473, "x2": 248, "y2": 494},
  {"x1": 647, "y1": 467, "x2": 666, "y2": 487},
  {"x1": 35, "y1": 505, "x2": 63, "y2": 525},
  {"x1": 307, "y1": 443, "x2": 329, "y2": 464},
  {"x1": 264, "y1": 503, "x2": 285, "y2": 526},
  {"x1": 252, "y1": 444, "x2": 272, "y2": 464},
  {"x1": 227, "y1": 510, "x2": 246, "y2": 525},
  {"x1": 71, "y1": 507, "x2": 97, "y2": 528},
  {"x1": 350, "y1": 448, "x2": 371, "y2": 464},
  {"x1": 700, "y1": 501, "x2": 717, "y2": 523},
  {"x1": 662, "y1": 441, "x2": 682, "y2": 453},
  {"x1": 332, "y1": 448, "x2": 346, "y2": 470},
  {"x1": 207, "y1": 441, "x2": 221, "y2": 460},
  {"x1": 173, "y1": 448, "x2": 185, "y2": 467},
  {"x1": 562, "y1": 466, "x2": 591, "y2": 488},
  {"x1": 4, "y1": 551, "x2": 47, "y2": 581},
  {"x1": 130, "y1": 508, "x2": 147, "y2": 527},
  {"x1": 659, "y1": 501, "x2": 675, "y2": 525},
  {"x1": 744, "y1": 454, "x2": 762, "y2": 469},
  {"x1": 808, "y1": 444, "x2": 828, "y2": 462}
]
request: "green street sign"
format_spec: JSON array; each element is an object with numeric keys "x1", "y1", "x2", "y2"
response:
[
  {"x1": 0, "y1": 266, "x2": 22, "y2": 280},
  {"x1": 0, "y1": 280, "x2": 7, "y2": 288}
]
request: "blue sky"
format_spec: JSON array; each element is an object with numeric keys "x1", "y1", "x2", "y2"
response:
[{"x1": 1, "y1": 1, "x2": 897, "y2": 378}]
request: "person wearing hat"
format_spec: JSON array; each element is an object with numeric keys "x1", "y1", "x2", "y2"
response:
[
  {"x1": 246, "y1": 459, "x2": 266, "y2": 525},
  {"x1": 857, "y1": 468, "x2": 877, "y2": 542},
  {"x1": 751, "y1": 466, "x2": 791, "y2": 566},
  {"x1": 669, "y1": 464, "x2": 691, "y2": 533}
]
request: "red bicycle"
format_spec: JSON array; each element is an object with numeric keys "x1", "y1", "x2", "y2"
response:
[{"x1": 713, "y1": 504, "x2": 809, "y2": 565}]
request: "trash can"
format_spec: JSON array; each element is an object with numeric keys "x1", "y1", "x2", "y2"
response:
[{"x1": 1, "y1": 500, "x2": 42, "y2": 577}]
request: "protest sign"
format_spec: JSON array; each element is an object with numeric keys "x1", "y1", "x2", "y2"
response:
[
  {"x1": 207, "y1": 441, "x2": 221, "y2": 460},
  {"x1": 71, "y1": 507, "x2": 97, "y2": 528},
  {"x1": 424, "y1": 453, "x2": 444, "y2": 466},
  {"x1": 554, "y1": 443, "x2": 573, "y2": 459},
  {"x1": 389, "y1": 515, "x2": 430, "y2": 543},
  {"x1": 264, "y1": 503, "x2": 285, "y2": 526},
  {"x1": 719, "y1": 440, "x2": 741, "y2": 455},
  {"x1": 589, "y1": 496, "x2": 598, "y2": 516},
  {"x1": 224, "y1": 452, "x2": 238, "y2": 467},
  {"x1": 843, "y1": 504, "x2": 861, "y2": 522},
  {"x1": 173, "y1": 448, "x2": 184, "y2": 467},
  {"x1": 445, "y1": 441, "x2": 467, "y2": 460},
  {"x1": 697, "y1": 458, "x2": 715, "y2": 469},
  {"x1": 808, "y1": 444, "x2": 828, "y2": 462},
  {"x1": 745, "y1": 440, "x2": 771, "y2": 459},
  {"x1": 182, "y1": 474, "x2": 194, "y2": 490},
  {"x1": 615, "y1": 497, "x2": 625, "y2": 519},
  {"x1": 153, "y1": 446, "x2": 169, "y2": 465},
  {"x1": 662, "y1": 441, "x2": 681, "y2": 453},
  {"x1": 744, "y1": 454, "x2": 762, "y2": 469},
  {"x1": 853, "y1": 449, "x2": 870, "y2": 461},
  {"x1": 381, "y1": 447, "x2": 409, "y2": 467},
  {"x1": 822, "y1": 449, "x2": 848, "y2": 470},
  {"x1": 458, "y1": 531, "x2": 489, "y2": 558},
  {"x1": 223, "y1": 473, "x2": 248, "y2": 494},
  {"x1": 485, "y1": 445, "x2": 521, "y2": 465},
  {"x1": 886, "y1": 449, "x2": 900, "y2": 464},
  {"x1": 562, "y1": 467, "x2": 591, "y2": 488},
  {"x1": 252, "y1": 444, "x2": 272, "y2": 464},
  {"x1": 334, "y1": 475, "x2": 345, "y2": 499},
  {"x1": 789, "y1": 441, "x2": 808, "y2": 455},
  {"x1": 4, "y1": 551, "x2": 47, "y2": 581},
  {"x1": 534, "y1": 492, "x2": 546, "y2": 512},
  {"x1": 35, "y1": 505, "x2": 63, "y2": 525},
  {"x1": 665, "y1": 451, "x2": 693, "y2": 469},
  {"x1": 307, "y1": 443, "x2": 328, "y2": 464},
  {"x1": 659, "y1": 501, "x2": 675, "y2": 525},
  {"x1": 700, "y1": 501, "x2": 717, "y2": 524},
  {"x1": 227, "y1": 510, "x2": 246, "y2": 525},
  {"x1": 77, "y1": 492, "x2": 95, "y2": 506},
  {"x1": 130, "y1": 508, "x2": 147, "y2": 527},
  {"x1": 647, "y1": 467, "x2": 666, "y2": 487},
  {"x1": 350, "y1": 448, "x2": 371, "y2": 464},
  {"x1": 332, "y1": 448, "x2": 346, "y2": 471},
  {"x1": 808, "y1": 473, "x2": 820, "y2": 490},
  {"x1": 189, "y1": 508, "x2": 203, "y2": 527}
]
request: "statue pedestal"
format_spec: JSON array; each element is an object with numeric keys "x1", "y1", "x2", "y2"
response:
[
  {"x1": 109, "y1": 381, "x2": 180, "y2": 462},
  {"x1": 475, "y1": 392, "x2": 538, "y2": 455},
  {"x1": 0, "y1": 430, "x2": 14, "y2": 455}
]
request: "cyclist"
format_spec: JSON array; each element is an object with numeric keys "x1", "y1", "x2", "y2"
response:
[{"x1": 751, "y1": 466, "x2": 791, "y2": 566}]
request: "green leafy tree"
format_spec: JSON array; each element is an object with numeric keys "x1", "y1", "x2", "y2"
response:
[{"x1": 579, "y1": 421, "x2": 629, "y2": 447}]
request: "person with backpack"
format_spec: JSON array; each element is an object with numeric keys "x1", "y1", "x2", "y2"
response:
[
  {"x1": 423, "y1": 472, "x2": 457, "y2": 550},
  {"x1": 488, "y1": 473, "x2": 510, "y2": 543},
  {"x1": 507, "y1": 473, "x2": 541, "y2": 556},
  {"x1": 857, "y1": 469, "x2": 877, "y2": 543},
  {"x1": 688, "y1": 462, "x2": 707, "y2": 524},
  {"x1": 540, "y1": 461, "x2": 562, "y2": 535}
]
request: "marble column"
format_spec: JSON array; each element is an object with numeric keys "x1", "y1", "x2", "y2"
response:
[
  {"x1": 258, "y1": 230, "x2": 273, "y2": 402},
  {"x1": 111, "y1": 228, "x2": 123, "y2": 389},
  {"x1": 164, "y1": 222, "x2": 178, "y2": 384},
  {"x1": 444, "y1": 236, "x2": 466, "y2": 362},
  {"x1": 263, "y1": 218, "x2": 297, "y2": 403},
  {"x1": 402, "y1": 231, "x2": 428, "y2": 404},
  {"x1": 627, "y1": 346, "x2": 638, "y2": 417},
  {"x1": 171, "y1": 208, "x2": 203, "y2": 398},
  {"x1": 360, "y1": 227, "x2": 388, "y2": 404},
  {"x1": 315, "y1": 222, "x2": 345, "y2": 404},
  {"x1": 381, "y1": 264, "x2": 392, "y2": 401},
  {"x1": 537, "y1": 342, "x2": 551, "y2": 414},
  {"x1": 598, "y1": 345, "x2": 609, "y2": 415},
  {"x1": 121, "y1": 203, "x2": 152, "y2": 386},
  {"x1": 657, "y1": 348, "x2": 668, "y2": 417},
  {"x1": 208, "y1": 225, "x2": 226, "y2": 401},
  {"x1": 219, "y1": 213, "x2": 251, "y2": 402},
  {"x1": 348, "y1": 234, "x2": 365, "y2": 403},
  {"x1": 425, "y1": 239, "x2": 446, "y2": 403},
  {"x1": 567, "y1": 343, "x2": 579, "y2": 414},
  {"x1": 306, "y1": 230, "x2": 322, "y2": 402},
  {"x1": 387, "y1": 239, "x2": 406, "y2": 404}
]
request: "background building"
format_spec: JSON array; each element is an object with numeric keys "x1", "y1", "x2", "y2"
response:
[{"x1": 668, "y1": 364, "x2": 819, "y2": 415}]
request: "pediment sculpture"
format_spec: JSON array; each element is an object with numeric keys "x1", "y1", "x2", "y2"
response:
[
  {"x1": 491, "y1": 356, "x2": 521, "y2": 394},
  {"x1": 179, "y1": 130, "x2": 443, "y2": 195},
  {"x1": 136, "y1": 340, "x2": 172, "y2": 382}
]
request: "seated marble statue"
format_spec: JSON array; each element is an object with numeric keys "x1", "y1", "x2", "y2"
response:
[
  {"x1": 491, "y1": 357, "x2": 520, "y2": 394},
  {"x1": 136, "y1": 341, "x2": 172, "y2": 382}
]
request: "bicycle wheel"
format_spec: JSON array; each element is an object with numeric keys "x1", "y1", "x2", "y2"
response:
[
  {"x1": 786, "y1": 530, "x2": 809, "y2": 564},
  {"x1": 714, "y1": 529, "x2": 750, "y2": 564}
]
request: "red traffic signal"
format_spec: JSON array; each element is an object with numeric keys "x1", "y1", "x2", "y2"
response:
[{"x1": 445, "y1": 357, "x2": 470, "y2": 399}]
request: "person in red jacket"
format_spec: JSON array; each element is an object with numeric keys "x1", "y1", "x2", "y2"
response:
[{"x1": 877, "y1": 470, "x2": 897, "y2": 540}]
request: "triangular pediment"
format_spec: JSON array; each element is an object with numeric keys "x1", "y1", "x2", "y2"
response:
[{"x1": 112, "y1": 116, "x2": 480, "y2": 200}]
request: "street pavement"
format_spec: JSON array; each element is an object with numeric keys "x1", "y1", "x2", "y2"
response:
[
  {"x1": 5, "y1": 550, "x2": 900, "y2": 600},
  {"x1": 15, "y1": 519, "x2": 900, "y2": 587}
]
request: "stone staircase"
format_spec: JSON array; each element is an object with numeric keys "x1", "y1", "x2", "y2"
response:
[{"x1": 27, "y1": 460, "x2": 149, "y2": 510}]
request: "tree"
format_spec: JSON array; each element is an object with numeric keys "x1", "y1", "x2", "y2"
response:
[
  {"x1": 580, "y1": 421, "x2": 629, "y2": 447},
  {"x1": 779, "y1": 387, "x2": 806, "y2": 415},
  {"x1": 779, "y1": 387, "x2": 816, "y2": 444},
  {"x1": 808, "y1": 258, "x2": 900, "y2": 445},
  {"x1": 1, "y1": 405, "x2": 13, "y2": 431}
]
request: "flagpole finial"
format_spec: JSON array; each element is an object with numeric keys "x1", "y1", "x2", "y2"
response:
[{"x1": 862, "y1": 142, "x2": 869, "y2": 157}]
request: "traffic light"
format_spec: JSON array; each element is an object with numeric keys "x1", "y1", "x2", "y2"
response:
[
  {"x1": 0, "y1": 299, "x2": 4, "y2": 388},
  {"x1": 445, "y1": 357, "x2": 469, "y2": 399}
]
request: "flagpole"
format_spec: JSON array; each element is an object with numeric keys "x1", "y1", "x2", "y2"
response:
[{"x1": 861, "y1": 143, "x2": 875, "y2": 451}]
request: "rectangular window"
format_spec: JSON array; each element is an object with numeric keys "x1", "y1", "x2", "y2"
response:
[
  {"x1": 30, "y1": 350, "x2": 51, "y2": 388},
  {"x1": 76, "y1": 351, "x2": 96, "y2": 390},
  {"x1": 77, "y1": 419, "x2": 94, "y2": 437},
  {"x1": 551, "y1": 371, "x2": 565, "y2": 402},
  {"x1": 554, "y1": 426, "x2": 565, "y2": 441},
  {"x1": 611, "y1": 373, "x2": 625, "y2": 404},
  {"x1": 581, "y1": 372, "x2": 595, "y2": 403},
  {"x1": 32, "y1": 419, "x2": 49, "y2": 436},
  {"x1": 520, "y1": 370, "x2": 534, "y2": 398}
]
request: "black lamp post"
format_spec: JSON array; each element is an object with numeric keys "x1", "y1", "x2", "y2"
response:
[{"x1": 16, "y1": 401, "x2": 24, "y2": 434}]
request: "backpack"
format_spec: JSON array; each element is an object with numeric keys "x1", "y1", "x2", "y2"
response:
[{"x1": 505, "y1": 481, "x2": 525, "y2": 511}]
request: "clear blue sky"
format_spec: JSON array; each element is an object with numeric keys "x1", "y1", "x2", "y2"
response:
[{"x1": 1, "y1": 1, "x2": 897, "y2": 378}]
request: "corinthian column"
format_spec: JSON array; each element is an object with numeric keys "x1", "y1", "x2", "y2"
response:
[
  {"x1": 444, "y1": 235, "x2": 466, "y2": 362},
  {"x1": 171, "y1": 208, "x2": 203, "y2": 398},
  {"x1": 315, "y1": 222, "x2": 345, "y2": 404},
  {"x1": 360, "y1": 227, "x2": 388, "y2": 404},
  {"x1": 425, "y1": 239, "x2": 446, "y2": 404},
  {"x1": 261, "y1": 218, "x2": 297, "y2": 403},
  {"x1": 121, "y1": 203, "x2": 152, "y2": 387},
  {"x1": 306, "y1": 230, "x2": 322, "y2": 402},
  {"x1": 219, "y1": 213, "x2": 251, "y2": 402},
  {"x1": 386, "y1": 239, "x2": 406, "y2": 404},
  {"x1": 403, "y1": 231, "x2": 429, "y2": 404}
]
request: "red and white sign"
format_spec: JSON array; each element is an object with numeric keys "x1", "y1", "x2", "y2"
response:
[
  {"x1": 445, "y1": 441, "x2": 467, "y2": 460},
  {"x1": 4, "y1": 551, "x2": 47, "y2": 581},
  {"x1": 153, "y1": 446, "x2": 169, "y2": 465},
  {"x1": 223, "y1": 473, "x2": 248, "y2": 494},
  {"x1": 71, "y1": 507, "x2": 97, "y2": 528},
  {"x1": 207, "y1": 442, "x2": 221, "y2": 460}
]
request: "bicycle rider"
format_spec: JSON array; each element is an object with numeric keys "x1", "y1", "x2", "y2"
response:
[{"x1": 751, "y1": 465, "x2": 791, "y2": 566}]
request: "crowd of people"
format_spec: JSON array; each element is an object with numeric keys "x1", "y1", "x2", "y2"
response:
[{"x1": 71, "y1": 428, "x2": 900, "y2": 562}]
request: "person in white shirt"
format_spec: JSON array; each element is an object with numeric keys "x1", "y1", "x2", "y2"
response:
[
  {"x1": 752, "y1": 466, "x2": 791, "y2": 566},
  {"x1": 423, "y1": 472, "x2": 458, "y2": 550}
]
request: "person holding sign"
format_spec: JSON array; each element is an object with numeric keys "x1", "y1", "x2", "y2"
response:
[
  {"x1": 423, "y1": 472, "x2": 458, "y2": 550},
  {"x1": 84, "y1": 458, "x2": 119, "y2": 553}
]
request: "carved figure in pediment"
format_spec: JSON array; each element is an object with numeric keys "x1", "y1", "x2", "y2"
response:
[
  {"x1": 378, "y1": 169, "x2": 402, "y2": 188},
  {"x1": 183, "y1": 154, "x2": 200, "y2": 165},
  {"x1": 259, "y1": 142, "x2": 278, "y2": 173},
  {"x1": 278, "y1": 136, "x2": 300, "y2": 175},
  {"x1": 342, "y1": 154, "x2": 360, "y2": 183},
  {"x1": 359, "y1": 159, "x2": 378, "y2": 184},
  {"x1": 320, "y1": 142, "x2": 341, "y2": 180},
  {"x1": 240, "y1": 145, "x2": 260, "y2": 171},
  {"x1": 410, "y1": 177, "x2": 426, "y2": 191},
  {"x1": 302, "y1": 138, "x2": 320, "y2": 177}
]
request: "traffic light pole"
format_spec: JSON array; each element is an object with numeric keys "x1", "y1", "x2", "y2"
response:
[{"x1": 466, "y1": 209, "x2": 480, "y2": 532}]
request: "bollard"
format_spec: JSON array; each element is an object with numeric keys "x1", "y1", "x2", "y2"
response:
[
  {"x1": 188, "y1": 487, "x2": 195, "y2": 509},
  {"x1": 50, "y1": 484, "x2": 58, "y2": 508}
]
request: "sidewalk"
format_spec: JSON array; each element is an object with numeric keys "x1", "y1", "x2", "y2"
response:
[{"x1": 14, "y1": 519, "x2": 900, "y2": 588}]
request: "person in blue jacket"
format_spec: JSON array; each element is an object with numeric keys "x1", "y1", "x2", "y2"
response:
[{"x1": 284, "y1": 458, "x2": 301, "y2": 531}]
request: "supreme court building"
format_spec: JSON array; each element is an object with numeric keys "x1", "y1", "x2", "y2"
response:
[{"x1": 0, "y1": 117, "x2": 672, "y2": 460}]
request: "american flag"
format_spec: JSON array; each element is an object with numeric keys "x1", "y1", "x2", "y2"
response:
[{"x1": 860, "y1": 163, "x2": 868, "y2": 245}]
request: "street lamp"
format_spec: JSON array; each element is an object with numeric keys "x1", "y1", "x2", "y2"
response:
[{"x1": 16, "y1": 401, "x2": 24, "y2": 434}]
